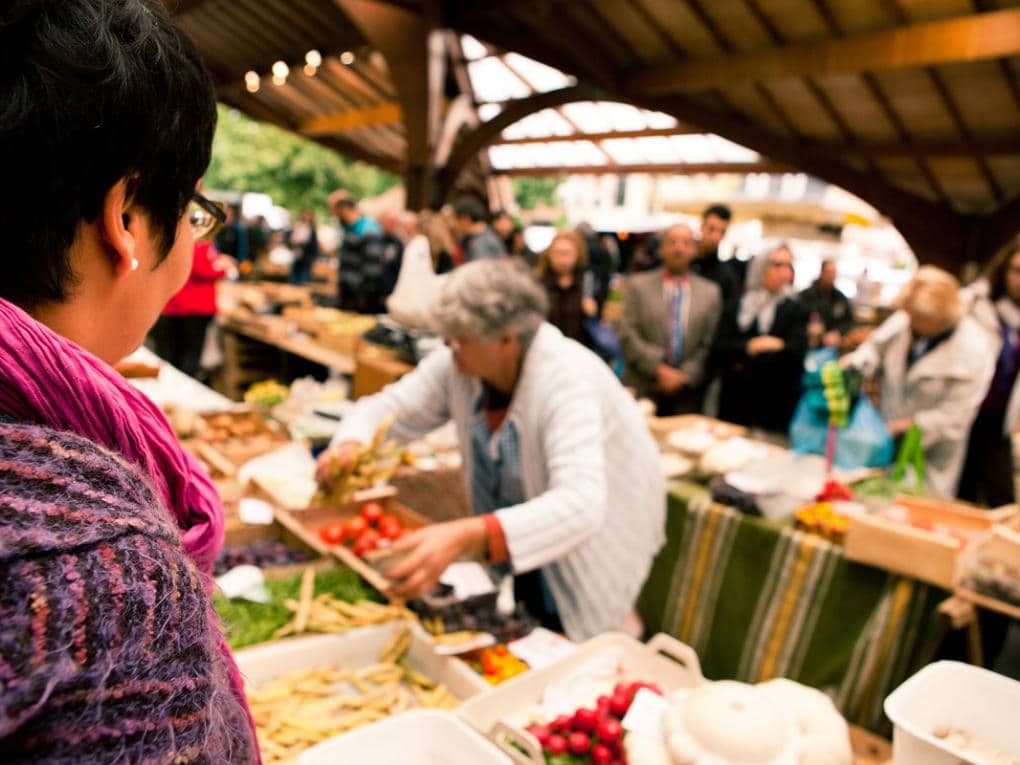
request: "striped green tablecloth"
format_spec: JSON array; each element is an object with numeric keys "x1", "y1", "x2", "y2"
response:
[{"x1": 637, "y1": 482, "x2": 944, "y2": 732}]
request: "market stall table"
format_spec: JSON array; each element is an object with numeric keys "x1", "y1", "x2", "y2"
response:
[
  {"x1": 123, "y1": 346, "x2": 233, "y2": 412},
  {"x1": 637, "y1": 481, "x2": 944, "y2": 733}
]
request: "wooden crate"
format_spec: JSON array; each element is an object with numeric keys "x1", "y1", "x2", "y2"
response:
[
  {"x1": 352, "y1": 347, "x2": 414, "y2": 399},
  {"x1": 220, "y1": 519, "x2": 330, "y2": 581},
  {"x1": 274, "y1": 486, "x2": 430, "y2": 595},
  {"x1": 844, "y1": 496, "x2": 1017, "y2": 587},
  {"x1": 955, "y1": 515, "x2": 1020, "y2": 618},
  {"x1": 193, "y1": 410, "x2": 291, "y2": 472}
]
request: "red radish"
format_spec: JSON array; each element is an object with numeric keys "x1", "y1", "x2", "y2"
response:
[
  {"x1": 568, "y1": 732, "x2": 590, "y2": 755},
  {"x1": 572, "y1": 707, "x2": 598, "y2": 733},
  {"x1": 591, "y1": 743, "x2": 613, "y2": 764},
  {"x1": 550, "y1": 715, "x2": 572, "y2": 733},
  {"x1": 609, "y1": 691, "x2": 631, "y2": 718},
  {"x1": 526, "y1": 725, "x2": 551, "y2": 747},
  {"x1": 545, "y1": 734, "x2": 568, "y2": 755},
  {"x1": 597, "y1": 718, "x2": 623, "y2": 746}
]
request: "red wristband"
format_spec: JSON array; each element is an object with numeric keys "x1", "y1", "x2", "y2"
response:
[{"x1": 482, "y1": 513, "x2": 509, "y2": 565}]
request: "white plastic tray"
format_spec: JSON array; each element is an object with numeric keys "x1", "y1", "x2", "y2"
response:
[
  {"x1": 884, "y1": 660, "x2": 1020, "y2": 765},
  {"x1": 457, "y1": 632, "x2": 703, "y2": 764},
  {"x1": 234, "y1": 621, "x2": 488, "y2": 699},
  {"x1": 299, "y1": 709, "x2": 513, "y2": 764}
]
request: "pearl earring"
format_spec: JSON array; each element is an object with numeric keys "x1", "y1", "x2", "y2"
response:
[{"x1": 130, "y1": 257, "x2": 139, "y2": 271}]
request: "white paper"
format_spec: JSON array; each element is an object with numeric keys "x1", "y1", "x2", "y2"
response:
[
  {"x1": 216, "y1": 565, "x2": 271, "y2": 603},
  {"x1": 508, "y1": 627, "x2": 576, "y2": 671},
  {"x1": 439, "y1": 562, "x2": 497, "y2": 600},
  {"x1": 238, "y1": 497, "x2": 275, "y2": 525},
  {"x1": 622, "y1": 688, "x2": 669, "y2": 737}
]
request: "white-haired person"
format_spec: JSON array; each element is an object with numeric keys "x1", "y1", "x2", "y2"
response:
[
  {"x1": 842, "y1": 266, "x2": 996, "y2": 497},
  {"x1": 317, "y1": 259, "x2": 665, "y2": 640}
]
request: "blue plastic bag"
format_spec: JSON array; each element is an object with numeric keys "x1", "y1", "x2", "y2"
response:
[
  {"x1": 583, "y1": 318, "x2": 621, "y2": 363},
  {"x1": 789, "y1": 392, "x2": 895, "y2": 469}
]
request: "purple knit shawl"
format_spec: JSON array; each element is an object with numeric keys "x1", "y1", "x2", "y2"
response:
[{"x1": 0, "y1": 297, "x2": 258, "y2": 755}]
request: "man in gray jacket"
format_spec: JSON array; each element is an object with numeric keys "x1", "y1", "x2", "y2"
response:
[{"x1": 619, "y1": 223, "x2": 723, "y2": 415}]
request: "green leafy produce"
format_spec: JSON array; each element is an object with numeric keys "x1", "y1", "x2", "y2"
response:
[{"x1": 214, "y1": 566, "x2": 381, "y2": 649}]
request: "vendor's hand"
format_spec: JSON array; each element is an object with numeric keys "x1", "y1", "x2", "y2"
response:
[
  {"x1": 886, "y1": 417, "x2": 913, "y2": 436},
  {"x1": 655, "y1": 364, "x2": 688, "y2": 394},
  {"x1": 582, "y1": 297, "x2": 599, "y2": 318},
  {"x1": 747, "y1": 336, "x2": 785, "y2": 356},
  {"x1": 823, "y1": 330, "x2": 842, "y2": 348},
  {"x1": 315, "y1": 440, "x2": 363, "y2": 487},
  {"x1": 385, "y1": 517, "x2": 488, "y2": 599}
]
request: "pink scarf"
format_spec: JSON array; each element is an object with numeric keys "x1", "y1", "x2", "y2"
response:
[{"x1": 0, "y1": 298, "x2": 259, "y2": 759}]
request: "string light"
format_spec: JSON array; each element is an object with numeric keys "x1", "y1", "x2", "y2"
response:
[
  {"x1": 340, "y1": 50, "x2": 355, "y2": 65},
  {"x1": 271, "y1": 60, "x2": 289, "y2": 85},
  {"x1": 244, "y1": 70, "x2": 260, "y2": 93}
]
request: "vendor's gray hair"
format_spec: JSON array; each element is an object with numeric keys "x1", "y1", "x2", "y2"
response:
[{"x1": 432, "y1": 259, "x2": 549, "y2": 345}]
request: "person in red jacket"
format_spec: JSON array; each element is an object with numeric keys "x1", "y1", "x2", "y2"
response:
[{"x1": 151, "y1": 239, "x2": 234, "y2": 377}]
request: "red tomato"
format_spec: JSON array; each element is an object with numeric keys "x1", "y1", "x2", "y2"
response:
[
  {"x1": 545, "y1": 734, "x2": 568, "y2": 755},
  {"x1": 360, "y1": 501, "x2": 384, "y2": 525},
  {"x1": 572, "y1": 708, "x2": 598, "y2": 733},
  {"x1": 319, "y1": 523, "x2": 345, "y2": 546},
  {"x1": 596, "y1": 718, "x2": 623, "y2": 746},
  {"x1": 568, "y1": 732, "x2": 590, "y2": 755},
  {"x1": 352, "y1": 528, "x2": 381, "y2": 557},
  {"x1": 591, "y1": 743, "x2": 613, "y2": 765},
  {"x1": 343, "y1": 516, "x2": 368, "y2": 543},
  {"x1": 377, "y1": 515, "x2": 402, "y2": 540}
]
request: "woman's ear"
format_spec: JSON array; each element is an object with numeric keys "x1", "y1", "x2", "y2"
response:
[{"x1": 98, "y1": 178, "x2": 138, "y2": 276}]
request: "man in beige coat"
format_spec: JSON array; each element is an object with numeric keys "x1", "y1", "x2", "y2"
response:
[{"x1": 619, "y1": 224, "x2": 723, "y2": 415}]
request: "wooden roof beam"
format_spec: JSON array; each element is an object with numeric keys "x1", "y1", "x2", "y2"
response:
[
  {"x1": 300, "y1": 103, "x2": 403, "y2": 136},
  {"x1": 627, "y1": 7, "x2": 1020, "y2": 93},
  {"x1": 844, "y1": 137, "x2": 1020, "y2": 158},
  {"x1": 496, "y1": 162, "x2": 785, "y2": 176},
  {"x1": 435, "y1": 83, "x2": 601, "y2": 203},
  {"x1": 494, "y1": 126, "x2": 703, "y2": 146}
]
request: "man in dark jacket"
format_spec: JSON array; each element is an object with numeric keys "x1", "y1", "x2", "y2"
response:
[
  {"x1": 798, "y1": 259, "x2": 854, "y2": 347},
  {"x1": 691, "y1": 204, "x2": 741, "y2": 305},
  {"x1": 453, "y1": 197, "x2": 506, "y2": 262}
]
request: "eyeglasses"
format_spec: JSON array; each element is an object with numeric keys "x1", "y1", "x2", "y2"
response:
[{"x1": 188, "y1": 191, "x2": 227, "y2": 240}]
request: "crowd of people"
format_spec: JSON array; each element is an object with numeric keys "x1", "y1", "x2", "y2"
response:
[{"x1": 172, "y1": 183, "x2": 1020, "y2": 508}]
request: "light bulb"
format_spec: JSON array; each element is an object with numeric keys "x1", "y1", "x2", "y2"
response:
[
  {"x1": 340, "y1": 51, "x2": 355, "y2": 65},
  {"x1": 305, "y1": 49, "x2": 322, "y2": 68},
  {"x1": 303, "y1": 63, "x2": 317, "y2": 76},
  {"x1": 272, "y1": 60, "x2": 289, "y2": 78},
  {"x1": 272, "y1": 74, "x2": 287, "y2": 86},
  {"x1": 244, "y1": 71, "x2": 260, "y2": 93}
]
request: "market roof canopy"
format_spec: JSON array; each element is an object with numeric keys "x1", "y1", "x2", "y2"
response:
[{"x1": 168, "y1": 0, "x2": 1020, "y2": 267}]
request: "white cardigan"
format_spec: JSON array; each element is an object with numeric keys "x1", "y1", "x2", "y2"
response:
[{"x1": 333, "y1": 323, "x2": 666, "y2": 639}]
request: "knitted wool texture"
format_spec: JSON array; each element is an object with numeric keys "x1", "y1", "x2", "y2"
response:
[{"x1": 0, "y1": 421, "x2": 256, "y2": 764}]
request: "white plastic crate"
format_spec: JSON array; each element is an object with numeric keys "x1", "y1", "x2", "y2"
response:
[
  {"x1": 457, "y1": 632, "x2": 703, "y2": 763},
  {"x1": 298, "y1": 709, "x2": 513, "y2": 765},
  {"x1": 884, "y1": 660, "x2": 1020, "y2": 764}
]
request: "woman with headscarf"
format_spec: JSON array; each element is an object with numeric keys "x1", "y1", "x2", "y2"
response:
[{"x1": 712, "y1": 244, "x2": 809, "y2": 438}]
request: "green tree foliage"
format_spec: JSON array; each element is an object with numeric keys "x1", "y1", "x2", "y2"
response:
[
  {"x1": 511, "y1": 175, "x2": 564, "y2": 210},
  {"x1": 204, "y1": 106, "x2": 398, "y2": 218}
]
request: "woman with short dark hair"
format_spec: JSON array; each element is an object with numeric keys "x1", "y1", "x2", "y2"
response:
[{"x1": 0, "y1": 1, "x2": 256, "y2": 761}]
